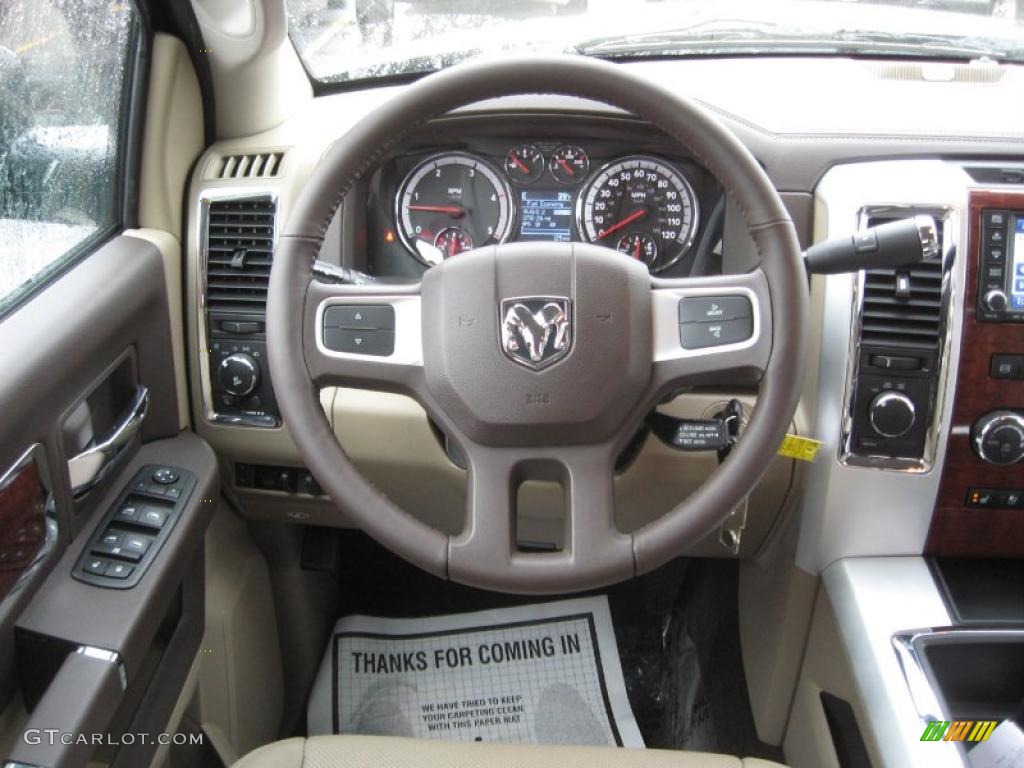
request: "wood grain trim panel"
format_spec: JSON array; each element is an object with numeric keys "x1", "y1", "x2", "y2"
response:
[{"x1": 926, "y1": 190, "x2": 1024, "y2": 558}]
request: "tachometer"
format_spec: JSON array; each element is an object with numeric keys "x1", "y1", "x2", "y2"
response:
[
  {"x1": 396, "y1": 153, "x2": 513, "y2": 267},
  {"x1": 578, "y1": 156, "x2": 699, "y2": 272}
]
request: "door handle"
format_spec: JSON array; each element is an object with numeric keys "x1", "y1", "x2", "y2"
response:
[{"x1": 68, "y1": 385, "x2": 149, "y2": 498}]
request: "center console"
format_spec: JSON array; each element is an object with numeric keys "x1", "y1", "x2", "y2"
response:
[{"x1": 927, "y1": 190, "x2": 1024, "y2": 558}]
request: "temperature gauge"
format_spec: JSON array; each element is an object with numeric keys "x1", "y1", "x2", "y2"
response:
[
  {"x1": 550, "y1": 145, "x2": 589, "y2": 185},
  {"x1": 504, "y1": 145, "x2": 544, "y2": 184},
  {"x1": 616, "y1": 232, "x2": 658, "y2": 265},
  {"x1": 434, "y1": 227, "x2": 474, "y2": 258}
]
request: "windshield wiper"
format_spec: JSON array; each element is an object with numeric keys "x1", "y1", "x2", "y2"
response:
[{"x1": 573, "y1": 22, "x2": 1011, "y2": 62}]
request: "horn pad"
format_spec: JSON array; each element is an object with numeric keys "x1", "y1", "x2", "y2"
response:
[{"x1": 420, "y1": 242, "x2": 653, "y2": 447}]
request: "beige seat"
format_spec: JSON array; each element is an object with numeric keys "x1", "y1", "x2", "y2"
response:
[{"x1": 234, "y1": 735, "x2": 786, "y2": 767}]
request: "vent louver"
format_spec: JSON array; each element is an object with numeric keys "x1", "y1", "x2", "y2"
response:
[
  {"x1": 860, "y1": 215, "x2": 944, "y2": 351},
  {"x1": 216, "y1": 152, "x2": 284, "y2": 179},
  {"x1": 204, "y1": 196, "x2": 276, "y2": 314}
]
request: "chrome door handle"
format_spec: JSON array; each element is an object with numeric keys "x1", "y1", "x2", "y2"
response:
[{"x1": 68, "y1": 386, "x2": 149, "y2": 497}]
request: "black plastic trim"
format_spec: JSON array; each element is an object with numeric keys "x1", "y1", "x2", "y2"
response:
[
  {"x1": 820, "y1": 692, "x2": 873, "y2": 768},
  {"x1": 930, "y1": 558, "x2": 1024, "y2": 625}
]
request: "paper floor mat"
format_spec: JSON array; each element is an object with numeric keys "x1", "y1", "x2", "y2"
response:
[{"x1": 307, "y1": 595, "x2": 643, "y2": 747}]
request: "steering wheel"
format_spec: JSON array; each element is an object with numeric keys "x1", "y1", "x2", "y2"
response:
[{"x1": 267, "y1": 55, "x2": 808, "y2": 594}]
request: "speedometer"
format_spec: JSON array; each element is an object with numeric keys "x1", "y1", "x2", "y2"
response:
[
  {"x1": 396, "y1": 153, "x2": 513, "y2": 267},
  {"x1": 578, "y1": 156, "x2": 699, "y2": 272}
]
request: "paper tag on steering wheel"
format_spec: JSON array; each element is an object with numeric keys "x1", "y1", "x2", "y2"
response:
[{"x1": 778, "y1": 434, "x2": 822, "y2": 463}]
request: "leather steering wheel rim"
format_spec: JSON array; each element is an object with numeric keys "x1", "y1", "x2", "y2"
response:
[{"x1": 267, "y1": 54, "x2": 808, "y2": 594}]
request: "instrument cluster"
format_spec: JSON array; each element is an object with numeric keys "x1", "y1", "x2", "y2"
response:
[{"x1": 369, "y1": 139, "x2": 711, "y2": 277}]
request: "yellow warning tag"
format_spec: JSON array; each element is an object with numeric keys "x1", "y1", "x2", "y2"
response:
[{"x1": 778, "y1": 434, "x2": 823, "y2": 462}]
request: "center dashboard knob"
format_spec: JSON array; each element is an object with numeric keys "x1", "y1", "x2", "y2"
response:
[
  {"x1": 869, "y1": 391, "x2": 916, "y2": 438},
  {"x1": 973, "y1": 411, "x2": 1024, "y2": 465},
  {"x1": 218, "y1": 353, "x2": 260, "y2": 397}
]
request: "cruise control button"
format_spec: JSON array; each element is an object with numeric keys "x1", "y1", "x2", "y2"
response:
[
  {"x1": 679, "y1": 317, "x2": 753, "y2": 349},
  {"x1": 324, "y1": 305, "x2": 395, "y2": 330},
  {"x1": 678, "y1": 296, "x2": 752, "y2": 324},
  {"x1": 323, "y1": 328, "x2": 395, "y2": 357}
]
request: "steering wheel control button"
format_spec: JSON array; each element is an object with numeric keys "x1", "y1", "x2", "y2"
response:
[
  {"x1": 678, "y1": 296, "x2": 752, "y2": 324},
  {"x1": 323, "y1": 328, "x2": 395, "y2": 357},
  {"x1": 152, "y1": 467, "x2": 179, "y2": 485},
  {"x1": 324, "y1": 305, "x2": 395, "y2": 331},
  {"x1": 679, "y1": 317, "x2": 753, "y2": 349}
]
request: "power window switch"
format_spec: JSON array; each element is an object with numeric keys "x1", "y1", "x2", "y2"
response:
[
  {"x1": 93, "y1": 532, "x2": 124, "y2": 556},
  {"x1": 114, "y1": 503, "x2": 142, "y2": 524},
  {"x1": 138, "y1": 507, "x2": 169, "y2": 530},
  {"x1": 121, "y1": 534, "x2": 152, "y2": 560},
  {"x1": 107, "y1": 562, "x2": 134, "y2": 580},
  {"x1": 83, "y1": 557, "x2": 109, "y2": 576}
]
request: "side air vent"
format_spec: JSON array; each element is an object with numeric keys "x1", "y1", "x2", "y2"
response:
[
  {"x1": 860, "y1": 215, "x2": 945, "y2": 351},
  {"x1": 216, "y1": 152, "x2": 285, "y2": 180},
  {"x1": 204, "y1": 196, "x2": 276, "y2": 313},
  {"x1": 842, "y1": 209, "x2": 955, "y2": 470}
]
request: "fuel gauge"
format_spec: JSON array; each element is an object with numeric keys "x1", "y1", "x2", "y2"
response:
[
  {"x1": 550, "y1": 145, "x2": 589, "y2": 185},
  {"x1": 504, "y1": 144, "x2": 544, "y2": 184}
]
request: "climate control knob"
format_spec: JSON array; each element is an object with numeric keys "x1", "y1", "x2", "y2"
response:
[
  {"x1": 973, "y1": 411, "x2": 1024, "y2": 465},
  {"x1": 869, "y1": 391, "x2": 916, "y2": 438},
  {"x1": 218, "y1": 354, "x2": 260, "y2": 397}
]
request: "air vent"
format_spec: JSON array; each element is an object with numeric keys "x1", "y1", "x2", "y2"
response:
[
  {"x1": 860, "y1": 215, "x2": 944, "y2": 351},
  {"x1": 204, "y1": 196, "x2": 276, "y2": 313},
  {"x1": 868, "y1": 61, "x2": 1004, "y2": 84},
  {"x1": 216, "y1": 152, "x2": 284, "y2": 179}
]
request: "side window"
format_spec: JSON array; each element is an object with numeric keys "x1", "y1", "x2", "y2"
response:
[{"x1": 0, "y1": 1, "x2": 137, "y2": 312}]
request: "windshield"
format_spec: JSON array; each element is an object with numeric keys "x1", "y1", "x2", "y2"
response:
[{"x1": 288, "y1": 0, "x2": 1024, "y2": 84}]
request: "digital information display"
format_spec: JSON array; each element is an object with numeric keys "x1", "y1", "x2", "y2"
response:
[
  {"x1": 519, "y1": 190, "x2": 573, "y2": 242},
  {"x1": 1012, "y1": 217, "x2": 1024, "y2": 311}
]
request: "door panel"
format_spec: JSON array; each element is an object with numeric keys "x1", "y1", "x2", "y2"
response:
[{"x1": 0, "y1": 239, "x2": 216, "y2": 768}]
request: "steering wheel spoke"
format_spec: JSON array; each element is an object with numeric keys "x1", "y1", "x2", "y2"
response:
[
  {"x1": 650, "y1": 267, "x2": 772, "y2": 389},
  {"x1": 448, "y1": 443, "x2": 634, "y2": 593},
  {"x1": 303, "y1": 278, "x2": 424, "y2": 391}
]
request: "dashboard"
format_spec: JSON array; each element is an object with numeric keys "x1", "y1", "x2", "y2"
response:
[{"x1": 362, "y1": 120, "x2": 722, "y2": 279}]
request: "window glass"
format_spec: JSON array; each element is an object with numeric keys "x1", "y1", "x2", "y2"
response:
[{"x1": 0, "y1": 1, "x2": 136, "y2": 311}]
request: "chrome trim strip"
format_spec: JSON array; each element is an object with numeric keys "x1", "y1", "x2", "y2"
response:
[
  {"x1": 0, "y1": 444, "x2": 58, "y2": 614},
  {"x1": 68, "y1": 385, "x2": 148, "y2": 498},
  {"x1": 839, "y1": 204, "x2": 958, "y2": 472},
  {"x1": 314, "y1": 294, "x2": 423, "y2": 366},
  {"x1": 76, "y1": 645, "x2": 128, "y2": 690},
  {"x1": 196, "y1": 187, "x2": 280, "y2": 429}
]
